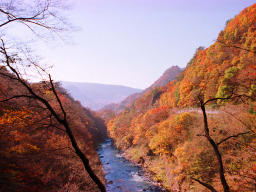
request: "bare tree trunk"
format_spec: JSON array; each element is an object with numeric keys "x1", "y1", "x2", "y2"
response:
[
  {"x1": 0, "y1": 41, "x2": 106, "y2": 192},
  {"x1": 62, "y1": 119, "x2": 106, "y2": 192},
  {"x1": 0, "y1": 2, "x2": 106, "y2": 191},
  {"x1": 200, "y1": 99, "x2": 230, "y2": 192},
  {"x1": 191, "y1": 177, "x2": 217, "y2": 192}
]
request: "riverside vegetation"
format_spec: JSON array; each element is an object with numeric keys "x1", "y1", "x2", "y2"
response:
[
  {"x1": 1, "y1": 1, "x2": 256, "y2": 192},
  {"x1": 0, "y1": 1, "x2": 107, "y2": 191},
  {"x1": 106, "y1": 4, "x2": 256, "y2": 192}
]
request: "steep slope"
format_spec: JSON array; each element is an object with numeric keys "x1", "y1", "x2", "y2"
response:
[
  {"x1": 61, "y1": 81, "x2": 141, "y2": 110},
  {"x1": 101, "y1": 65, "x2": 183, "y2": 112},
  {"x1": 147, "y1": 65, "x2": 183, "y2": 90},
  {"x1": 0, "y1": 68, "x2": 106, "y2": 191},
  {"x1": 106, "y1": 3, "x2": 256, "y2": 192}
]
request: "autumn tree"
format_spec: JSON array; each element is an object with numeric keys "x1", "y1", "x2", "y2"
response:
[
  {"x1": 192, "y1": 90, "x2": 255, "y2": 192},
  {"x1": 0, "y1": 1, "x2": 106, "y2": 191}
]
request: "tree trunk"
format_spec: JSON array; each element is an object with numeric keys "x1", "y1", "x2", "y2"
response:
[{"x1": 200, "y1": 102, "x2": 230, "y2": 192}]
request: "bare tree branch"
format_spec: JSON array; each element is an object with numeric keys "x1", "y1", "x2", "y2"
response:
[
  {"x1": 0, "y1": 39, "x2": 106, "y2": 192},
  {"x1": 217, "y1": 40, "x2": 256, "y2": 54},
  {"x1": 223, "y1": 110, "x2": 256, "y2": 134},
  {"x1": 203, "y1": 92, "x2": 251, "y2": 106},
  {"x1": 217, "y1": 131, "x2": 251, "y2": 146},
  {"x1": 198, "y1": 96, "x2": 230, "y2": 192},
  {"x1": 191, "y1": 177, "x2": 217, "y2": 192},
  {"x1": 0, "y1": 1, "x2": 58, "y2": 30},
  {"x1": 49, "y1": 74, "x2": 66, "y2": 119},
  {"x1": 0, "y1": 94, "x2": 34, "y2": 102},
  {"x1": 0, "y1": 1, "x2": 105, "y2": 191}
]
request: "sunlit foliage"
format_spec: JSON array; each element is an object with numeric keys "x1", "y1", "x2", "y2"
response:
[{"x1": 107, "y1": 3, "x2": 256, "y2": 191}]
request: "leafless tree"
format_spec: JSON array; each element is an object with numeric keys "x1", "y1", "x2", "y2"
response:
[
  {"x1": 192, "y1": 93, "x2": 253, "y2": 192},
  {"x1": 0, "y1": 1, "x2": 106, "y2": 191}
]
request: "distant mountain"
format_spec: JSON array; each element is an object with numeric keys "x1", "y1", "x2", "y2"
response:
[
  {"x1": 61, "y1": 81, "x2": 142, "y2": 110},
  {"x1": 146, "y1": 65, "x2": 183, "y2": 90},
  {"x1": 106, "y1": 4, "x2": 256, "y2": 191},
  {"x1": 101, "y1": 65, "x2": 183, "y2": 112}
]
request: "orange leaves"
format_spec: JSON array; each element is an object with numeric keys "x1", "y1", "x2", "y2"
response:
[
  {"x1": 252, "y1": 164, "x2": 256, "y2": 173},
  {"x1": 147, "y1": 112, "x2": 195, "y2": 156},
  {"x1": 2, "y1": 120, "x2": 40, "y2": 155},
  {"x1": 0, "y1": 108, "x2": 40, "y2": 155},
  {"x1": 0, "y1": 109, "x2": 32, "y2": 127},
  {"x1": 248, "y1": 64, "x2": 256, "y2": 78},
  {"x1": 150, "y1": 106, "x2": 169, "y2": 114},
  {"x1": 105, "y1": 4, "x2": 256, "y2": 191},
  {"x1": 9, "y1": 143, "x2": 39, "y2": 155}
]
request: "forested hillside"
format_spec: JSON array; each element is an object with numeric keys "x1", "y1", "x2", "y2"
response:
[
  {"x1": 106, "y1": 4, "x2": 256, "y2": 191},
  {"x1": 100, "y1": 66, "x2": 182, "y2": 115},
  {"x1": 0, "y1": 67, "x2": 107, "y2": 191},
  {"x1": 0, "y1": 1, "x2": 107, "y2": 191}
]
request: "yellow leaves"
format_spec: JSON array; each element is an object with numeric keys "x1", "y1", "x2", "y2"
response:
[
  {"x1": 10, "y1": 144, "x2": 39, "y2": 154},
  {"x1": 45, "y1": 90, "x2": 55, "y2": 100},
  {"x1": 0, "y1": 109, "x2": 33, "y2": 128},
  {"x1": 174, "y1": 142, "x2": 192, "y2": 170},
  {"x1": 0, "y1": 108, "x2": 42, "y2": 156},
  {"x1": 147, "y1": 113, "x2": 195, "y2": 157},
  {"x1": 10, "y1": 145, "x2": 26, "y2": 154},
  {"x1": 176, "y1": 112, "x2": 194, "y2": 126},
  {"x1": 107, "y1": 119, "x2": 117, "y2": 139},
  {"x1": 26, "y1": 144, "x2": 40, "y2": 151}
]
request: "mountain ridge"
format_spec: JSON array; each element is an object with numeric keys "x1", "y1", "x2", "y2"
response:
[
  {"x1": 106, "y1": 3, "x2": 256, "y2": 191},
  {"x1": 61, "y1": 81, "x2": 142, "y2": 110},
  {"x1": 100, "y1": 65, "x2": 183, "y2": 112}
]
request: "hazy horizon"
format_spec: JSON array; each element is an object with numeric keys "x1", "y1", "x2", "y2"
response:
[{"x1": 33, "y1": 0, "x2": 255, "y2": 89}]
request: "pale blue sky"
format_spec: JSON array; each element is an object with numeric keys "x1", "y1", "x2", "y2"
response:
[{"x1": 38, "y1": 0, "x2": 255, "y2": 89}]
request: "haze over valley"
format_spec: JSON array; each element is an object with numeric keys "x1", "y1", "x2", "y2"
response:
[{"x1": 0, "y1": 1, "x2": 255, "y2": 192}]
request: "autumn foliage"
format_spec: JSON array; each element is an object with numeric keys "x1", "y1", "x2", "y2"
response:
[
  {"x1": 106, "y1": 3, "x2": 256, "y2": 191},
  {"x1": 0, "y1": 68, "x2": 107, "y2": 191}
]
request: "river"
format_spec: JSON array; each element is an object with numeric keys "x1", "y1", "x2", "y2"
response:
[{"x1": 97, "y1": 139, "x2": 165, "y2": 192}]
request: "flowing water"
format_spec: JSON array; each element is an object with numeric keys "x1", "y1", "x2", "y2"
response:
[{"x1": 97, "y1": 139, "x2": 164, "y2": 192}]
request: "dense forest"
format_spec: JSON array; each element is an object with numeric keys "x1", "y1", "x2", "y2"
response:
[
  {"x1": 0, "y1": 67, "x2": 107, "y2": 191},
  {"x1": 0, "y1": 1, "x2": 107, "y2": 191},
  {"x1": 1, "y1": 1, "x2": 256, "y2": 192},
  {"x1": 106, "y1": 4, "x2": 256, "y2": 191}
]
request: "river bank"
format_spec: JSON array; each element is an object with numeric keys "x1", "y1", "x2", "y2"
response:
[{"x1": 97, "y1": 139, "x2": 165, "y2": 192}]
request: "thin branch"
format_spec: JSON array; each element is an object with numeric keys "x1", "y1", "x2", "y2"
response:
[
  {"x1": 0, "y1": 39, "x2": 106, "y2": 192},
  {"x1": 223, "y1": 110, "x2": 256, "y2": 134},
  {"x1": 203, "y1": 94, "x2": 252, "y2": 106},
  {"x1": 41, "y1": 146, "x2": 74, "y2": 153},
  {"x1": 0, "y1": 70, "x2": 19, "y2": 81},
  {"x1": 191, "y1": 177, "x2": 217, "y2": 192},
  {"x1": 199, "y1": 97, "x2": 230, "y2": 192},
  {"x1": 217, "y1": 40, "x2": 256, "y2": 54},
  {"x1": 49, "y1": 74, "x2": 66, "y2": 119},
  {"x1": 0, "y1": 94, "x2": 34, "y2": 102},
  {"x1": 217, "y1": 131, "x2": 251, "y2": 145},
  {"x1": 0, "y1": 3, "x2": 51, "y2": 29}
]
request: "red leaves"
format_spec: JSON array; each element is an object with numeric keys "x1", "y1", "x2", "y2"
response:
[
  {"x1": 248, "y1": 65, "x2": 256, "y2": 77},
  {"x1": 150, "y1": 106, "x2": 169, "y2": 114}
]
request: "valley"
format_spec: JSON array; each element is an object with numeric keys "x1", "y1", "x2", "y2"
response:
[
  {"x1": 0, "y1": 1, "x2": 255, "y2": 192},
  {"x1": 100, "y1": 4, "x2": 256, "y2": 191}
]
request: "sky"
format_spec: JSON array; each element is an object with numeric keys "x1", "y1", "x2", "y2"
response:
[{"x1": 36, "y1": 0, "x2": 255, "y2": 89}]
